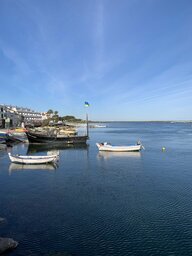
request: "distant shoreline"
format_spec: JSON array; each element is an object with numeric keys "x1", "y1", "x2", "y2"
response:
[{"x1": 91, "y1": 120, "x2": 192, "y2": 123}]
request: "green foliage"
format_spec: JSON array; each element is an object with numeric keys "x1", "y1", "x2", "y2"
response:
[
  {"x1": 47, "y1": 109, "x2": 53, "y2": 114},
  {"x1": 62, "y1": 115, "x2": 82, "y2": 122},
  {"x1": 43, "y1": 112, "x2": 83, "y2": 126},
  {"x1": 63, "y1": 115, "x2": 76, "y2": 121}
]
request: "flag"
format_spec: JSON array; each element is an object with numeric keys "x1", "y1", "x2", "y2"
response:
[{"x1": 84, "y1": 101, "x2": 90, "y2": 107}]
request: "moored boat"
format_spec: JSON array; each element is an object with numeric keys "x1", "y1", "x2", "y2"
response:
[
  {"x1": 7, "y1": 128, "x2": 28, "y2": 143},
  {"x1": 25, "y1": 129, "x2": 88, "y2": 144},
  {"x1": 8, "y1": 152, "x2": 59, "y2": 164},
  {"x1": 0, "y1": 130, "x2": 23, "y2": 144},
  {"x1": 89, "y1": 124, "x2": 107, "y2": 128},
  {"x1": 96, "y1": 142, "x2": 143, "y2": 152},
  {"x1": 0, "y1": 138, "x2": 6, "y2": 144}
]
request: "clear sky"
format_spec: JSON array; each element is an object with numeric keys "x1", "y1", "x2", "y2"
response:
[{"x1": 0, "y1": 0, "x2": 192, "y2": 121}]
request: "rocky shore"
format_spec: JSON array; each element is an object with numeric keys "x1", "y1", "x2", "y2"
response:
[{"x1": 0, "y1": 217, "x2": 18, "y2": 254}]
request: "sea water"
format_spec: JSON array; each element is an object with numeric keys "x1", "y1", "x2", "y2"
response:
[{"x1": 0, "y1": 122, "x2": 192, "y2": 256}]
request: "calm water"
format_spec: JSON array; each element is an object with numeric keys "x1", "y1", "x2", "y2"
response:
[{"x1": 0, "y1": 122, "x2": 192, "y2": 256}]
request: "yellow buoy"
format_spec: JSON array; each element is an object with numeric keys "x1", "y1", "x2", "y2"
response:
[{"x1": 162, "y1": 147, "x2": 166, "y2": 151}]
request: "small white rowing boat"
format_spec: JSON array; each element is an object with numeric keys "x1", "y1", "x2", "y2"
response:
[
  {"x1": 96, "y1": 142, "x2": 143, "y2": 152},
  {"x1": 8, "y1": 152, "x2": 59, "y2": 164}
]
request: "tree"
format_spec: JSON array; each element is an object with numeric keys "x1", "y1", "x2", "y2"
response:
[
  {"x1": 63, "y1": 115, "x2": 76, "y2": 121},
  {"x1": 62, "y1": 115, "x2": 83, "y2": 122},
  {"x1": 47, "y1": 109, "x2": 53, "y2": 114}
]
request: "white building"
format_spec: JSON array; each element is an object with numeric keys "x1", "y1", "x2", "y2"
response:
[{"x1": 0, "y1": 104, "x2": 44, "y2": 128}]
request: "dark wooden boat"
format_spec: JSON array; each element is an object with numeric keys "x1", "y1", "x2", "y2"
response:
[
  {"x1": 26, "y1": 114, "x2": 90, "y2": 145},
  {"x1": 26, "y1": 130, "x2": 88, "y2": 144},
  {"x1": 0, "y1": 132, "x2": 21, "y2": 145}
]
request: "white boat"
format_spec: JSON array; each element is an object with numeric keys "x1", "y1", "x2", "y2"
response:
[
  {"x1": 95, "y1": 124, "x2": 106, "y2": 128},
  {"x1": 90, "y1": 124, "x2": 107, "y2": 128},
  {"x1": 8, "y1": 152, "x2": 59, "y2": 164},
  {"x1": 96, "y1": 142, "x2": 143, "y2": 152}
]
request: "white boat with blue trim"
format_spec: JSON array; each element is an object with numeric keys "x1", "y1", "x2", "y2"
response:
[
  {"x1": 96, "y1": 141, "x2": 144, "y2": 152},
  {"x1": 8, "y1": 151, "x2": 59, "y2": 164}
]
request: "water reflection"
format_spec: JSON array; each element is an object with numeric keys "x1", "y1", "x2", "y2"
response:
[
  {"x1": 97, "y1": 151, "x2": 141, "y2": 160},
  {"x1": 27, "y1": 143, "x2": 89, "y2": 154},
  {"x1": 9, "y1": 162, "x2": 57, "y2": 174}
]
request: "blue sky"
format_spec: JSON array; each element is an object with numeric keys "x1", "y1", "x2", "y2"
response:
[{"x1": 0, "y1": 0, "x2": 192, "y2": 121}]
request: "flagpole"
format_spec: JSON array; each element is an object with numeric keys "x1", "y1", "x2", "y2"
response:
[
  {"x1": 86, "y1": 112, "x2": 89, "y2": 138},
  {"x1": 84, "y1": 102, "x2": 90, "y2": 138}
]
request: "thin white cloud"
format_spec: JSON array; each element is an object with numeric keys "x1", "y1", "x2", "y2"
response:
[
  {"x1": 95, "y1": 0, "x2": 104, "y2": 60},
  {"x1": 0, "y1": 40, "x2": 32, "y2": 75}
]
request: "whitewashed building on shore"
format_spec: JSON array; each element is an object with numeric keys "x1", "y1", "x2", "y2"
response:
[{"x1": 0, "y1": 104, "x2": 44, "y2": 128}]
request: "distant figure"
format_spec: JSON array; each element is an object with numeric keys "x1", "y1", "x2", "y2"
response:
[{"x1": 21, "y1": 122, "x2": 25, "y2": 128}]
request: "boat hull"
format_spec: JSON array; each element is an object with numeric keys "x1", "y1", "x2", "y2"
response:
[
  {"x1": 8, "y1": 152, "x2": 58, "y2": 164},
  {"x1": 26, "y1": 131, "x2": 88, "y2": 144},
  {"x1": 96, "y1": 143, "x2": 142, "y2": 152},
  {"x1": 0, "y1": 131, "x2": 22, "y2": 144}
]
